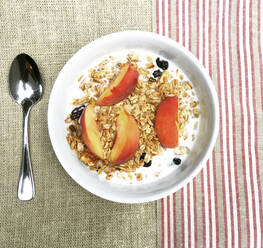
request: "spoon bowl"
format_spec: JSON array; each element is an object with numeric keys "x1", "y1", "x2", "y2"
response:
[{"x1": 9, "y1": 53, "x2": 43, "y2": 201}]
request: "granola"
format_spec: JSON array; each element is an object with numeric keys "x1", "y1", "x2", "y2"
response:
[{"x1": 65, "y1": 52, "x2": 200, "y2": 180}]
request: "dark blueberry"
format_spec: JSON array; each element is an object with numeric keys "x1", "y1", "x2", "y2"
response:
[
  {"x1": 140, "y1": 152, "x2": 146, "y2": 160},
  {"x1": 71, "y1": 105, "x2": 85, "y2": 120},
  {"x1": 143, "y1": 160, "x2": 152, "y2": 167},
  {"x1": 153, "y1": 69, "x2": 162, "y2": 78},
  {"x1": 173, "y1": 157, "x2": 181, "y2": 165},
  {"x1": 156, "y1": 57, "x2": 169, "y2": 70},
  {"x1": 149, "y1": 77, "x2": 156, "y2": 82}
]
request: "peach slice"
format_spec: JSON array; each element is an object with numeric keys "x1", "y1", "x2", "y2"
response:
[
  {"x1": 80, "y1": 104, "x2": 104, "y2": 159},
  {"x1": 97, "y1": 63, "x2": 139, "y2": 106},
  {"x1": 155, "y1": 96, "x2": 179, "y2": 148},
  {"x1": 110, "y1": 109, "x2": 139, "y2": 165}
]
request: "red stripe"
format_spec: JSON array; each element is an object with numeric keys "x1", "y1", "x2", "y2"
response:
[
  {"x1": 187, "y1": 185, "x2": 191, "y2": 248},
  {"x1": 196, "y1": 0, "x2": 199, "y2": 58},
  {"x1": 182, "y1": 0, "x2": 185, "y2": 46},
  {"x1": 156, "y1": 0, "x2": 159, "y2": 34},
  {"x1": 168, "y1": 0, "x2": 171, "y2": 38},
  {"x1": 228, "y1": 0, "x2": 242, "y2": 247},
  {"x1": 221, "y1": 0, "x2": 235, "y2": 245},
  {"x1": 212, "y1": 150, "x2": 220, "y2": 247},
  {"x1": 216, "y1": 0, "x2": 228, "y2": 247},
  {"x1": 167, "y1": 196, "x2": 171, "y2": 248},
  {"x1": 236, "y1": 0, "x2": 251, "y2": 246},
  {"x1": 176, "y1": 0, "x2": 179, "y2": 41},
  {"x1": 181, "y1": 188, "x2": 185, "y2": 248},
  {"x1": 193, "y1": 179, "x2": 197, "y2": 248},
  {"x1": 207, "y1": 162, "x2": 212, "y2": 248},
  {"x1": 201, "y1": 170, "x2": 206, "y2": 247},
  {"x1": 173, "y1": 193, "x2": 177, "y2": 248},
  {"x1": 202, "y1": 0, "x2": 206, "y2": 66},
  {"x1": 161, "y1": 198, "x2": 165, "y2": 248},
  {"x1": 162, "y1": 0, "x2": 165, "y2": 36},
  {"x1": 259, "y1": 0, "x2": 263, "y2": 112},
  {"x1": 252, "y1": 0, "x2": 263, "y2": 241},
  {"x1": 242, "y1": 1, "x2": 257, "y2": 247},
  {"x1": 189, "y1": 0, "x2": 192, "y2": 51}
]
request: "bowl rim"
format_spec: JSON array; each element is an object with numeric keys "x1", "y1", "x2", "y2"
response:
[{"x1": 48, "y1": 30, "x2": 219, "y2": 203}]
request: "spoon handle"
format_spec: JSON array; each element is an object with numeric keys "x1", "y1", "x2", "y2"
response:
[{"x1": 17, "y1": 108, "x2": 35, "y2": 201}]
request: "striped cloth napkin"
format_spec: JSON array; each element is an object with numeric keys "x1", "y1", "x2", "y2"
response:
[{"x1": 153, "y1": 0, "x2": 263, "y2": 247}]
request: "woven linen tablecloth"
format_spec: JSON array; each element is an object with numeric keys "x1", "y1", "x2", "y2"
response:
[{"x1": 0, "y1": 0, "x2": 262, "y2": 248}]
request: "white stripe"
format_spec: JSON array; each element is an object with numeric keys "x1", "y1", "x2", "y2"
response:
[
  {"x1": 205, "y1": 1, "x2": 217, "y2": 246},
  {"x1": 165, "y1": 0, "x2": 169, "y2": 37},
  {"x1": 163, "y1": 198, "x2": 168, "y2": 248},
  {"x1": 189, "y1": 181, "x2": 195, "y2": 248},
  {"x1": 185, "y1": 0, "x2": 189, "y2": 49},
  {"x1": 209, "y1": 155, "x2": 217, "y2": 248},
  {"x1": 204, "y1": 0, "x2": 209, "y2": 69},
  {"x1": 245, "y1": 0, "x2": 261, "y2": 247},
  {"x1": 199, "y1": 0, "x2": 203, "y2": 62},
  {"x1": 169, "y1": 196, "x2": 174, "y2": 248},
  {"x1": 201, "y1": 0, "x2": 211, "y2": 247},
  {"x1": 178, "y1": 0, "x2": 183, "y2": 43},
  {"x1": 239, "y1": 0, "x2": 255, "y2": 247},
  {"x1": 183, "y1": 188, "x2": 188, "y2": 247},
  {"x1": 224, "y1": 0, "x2": 239, "y2": 247},
  {"x1": 159, "y1": 0, "x2": 163, "y2": 36},
  {"x1": 219, "y1": 0, "x2": 232, "y2": 246},
  {"x1": 203, "y1": 167, "x2": 210, "y2": 247}
]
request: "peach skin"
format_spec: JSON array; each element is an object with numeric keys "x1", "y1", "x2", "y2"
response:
[
  {"x1": 97, "y1": 63, "x2": 139, "y2": 106},
  {"x1": 155, "y1": 96, "x2": 179, "y2": 148},
  {"x1": 110, "y1": 109, "x2": 139, "y2": 165},
  {"x1": 80, "y1": 104, "x2": 104, "y2": 159}
]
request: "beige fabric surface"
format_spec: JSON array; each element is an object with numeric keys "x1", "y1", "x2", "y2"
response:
[{"x1": 0, "y1": 1, "x2": 156, "y2": 247}]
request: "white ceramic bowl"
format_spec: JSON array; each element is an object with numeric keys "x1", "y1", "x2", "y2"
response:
[{"x1": 48, "y1": 31, "x2": 219, "y2": 203}]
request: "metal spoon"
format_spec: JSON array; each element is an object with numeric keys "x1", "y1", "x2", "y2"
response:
[{"x1": 9, "y1": 54, "x2": 43, "y2": 201}]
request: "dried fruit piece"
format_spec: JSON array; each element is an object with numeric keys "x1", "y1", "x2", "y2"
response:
[
  {"x1": 71, "y1": 105, "x2": 85, "y2": 120},
  {"x1": 140, "y1": 152, "x2": 146, "y2": 160},
  {"x1": 153, "y1": 69, "x2": 162, "y2": 78},
  {"x1": 173, "y1": 157, "x2": 181, "y2": 165},
  {"x1": 143, "y1": 160, "x2": 152, "y2": 167},
  {"x1": 156, "y1": 57, "x2": 169, "y2": 70}
]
